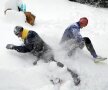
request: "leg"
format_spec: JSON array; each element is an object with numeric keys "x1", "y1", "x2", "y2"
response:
[
  {"x1": 83, "y1": 37, "x2": 97, "y2": 58},
  {"x1": 67, "y1": 68, "x2": 80, "y2": 86},
  {"x1": 54, "y1": 60, "x2": 80, "y2": 86},
  {"x1": 33, "y1": 58, "x2": 39, "y2": 65},
  {"x1": 33, "y1": 52, "x2": 42, "y2": 65}
]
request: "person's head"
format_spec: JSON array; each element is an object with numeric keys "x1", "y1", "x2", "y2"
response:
[
  {"x1": 79, "y1": 17, "x2": 88, "y2": 28},
  {"x1": 14, "y1": 26, "x2": 23, "y2": 37}
]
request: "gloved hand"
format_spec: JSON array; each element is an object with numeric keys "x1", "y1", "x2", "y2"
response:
[
  {"x1": 79, "y1": 42, "x2": 85, "y2": 49},
  {"x1": 6, "y1": 44, "x2": 15, "y2": 49}
]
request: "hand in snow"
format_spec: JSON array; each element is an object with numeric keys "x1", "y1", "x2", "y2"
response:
[{"x1": 6, "y1": 44, "x2": 15, "y2": 50}]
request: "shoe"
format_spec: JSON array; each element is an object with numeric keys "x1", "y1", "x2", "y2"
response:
[
  {"x1": 50, "y1": 78, "x2": 62, "y2": 85},
  {"x1": 94, "y1": 56, "x2": 107, "y2": 63}
]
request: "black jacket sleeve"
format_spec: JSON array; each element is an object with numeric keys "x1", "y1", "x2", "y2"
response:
[{"x1": 13, "y1": 45, "x2": 32, "y2": 53}]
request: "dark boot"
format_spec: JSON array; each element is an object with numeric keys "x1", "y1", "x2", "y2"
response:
[
  {"x1": 53, "y1": 59, "x2": 80, "y2": 86},
  {"x1": 67, "y1": 68, "x2": 80, "y2": 86}
]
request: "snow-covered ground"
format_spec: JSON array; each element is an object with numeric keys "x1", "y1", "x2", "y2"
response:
[{"x1": 0, "y1": 0, "x2": 108, "y2": 90}]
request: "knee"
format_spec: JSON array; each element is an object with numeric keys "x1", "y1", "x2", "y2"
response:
[{"x1": 83, "y1": 37, "x2": 91, "y2": 44}]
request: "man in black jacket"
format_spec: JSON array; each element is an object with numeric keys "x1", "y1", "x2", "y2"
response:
[
  {"x1": 6, "y1": 26, "x2": 80, "y2": 86},
  {"x1": 6, "y1": 26, "x2": 54, "y2": 64}
]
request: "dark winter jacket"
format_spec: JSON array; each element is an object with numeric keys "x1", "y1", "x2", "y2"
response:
[{"x1": 13, "y1": 30, "x2": 52, "y2": 60}]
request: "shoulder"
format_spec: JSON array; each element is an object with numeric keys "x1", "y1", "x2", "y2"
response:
[
  {"x1": 70, "y1": 22, "x2": 80, "y2": 28},
  {"x1": 27, "y1": 30, "x2": 38, "y2": 38},
  {"x1": 66, "y1": 22, "x2": 78, "y2": 30}
]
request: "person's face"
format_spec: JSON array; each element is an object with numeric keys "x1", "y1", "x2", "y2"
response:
[
  {"x1": 16, "y1": 32, "x2": 22, "y2": 37},
  {"x1": 80, "y1": 21, "x2": 88, "y2": 28}
]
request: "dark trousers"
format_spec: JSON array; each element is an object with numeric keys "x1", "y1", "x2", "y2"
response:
[{"x1": 83, "y1": 37, "x2": 97, "y2": 58}]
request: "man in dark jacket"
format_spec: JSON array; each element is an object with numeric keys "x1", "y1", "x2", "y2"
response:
[
  {"x1": 6, "y1": 26, "x2": 80, "y2": 86},
  {"x1": 6, "y1": 26, "x2": 54, "y2": 64},
  {"x1": 61, "y1": 17, "x2": 107, "y2": 63}
]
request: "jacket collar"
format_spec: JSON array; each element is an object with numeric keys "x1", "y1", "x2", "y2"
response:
[
  {"x1": 21, "y1": 29, "x2": 29, "y2": 40},
  {"x1": 76, "y1": 22, "x2": 81, "y2": 29}
]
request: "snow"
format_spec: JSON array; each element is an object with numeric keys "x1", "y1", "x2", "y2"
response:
[{"x1": 0, "y1": 0, "x2": 108, "y2": 90}]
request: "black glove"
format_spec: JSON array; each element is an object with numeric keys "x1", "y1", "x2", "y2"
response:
[{"x1": 6, "y1": 44, "x2": 15, "y2": 49}]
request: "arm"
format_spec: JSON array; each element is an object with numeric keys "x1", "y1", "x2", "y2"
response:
[
  {"x1": 6, "y1": 44, "x2": 31, "y2": 53},
  {"x1": 13, "y1": 45, "x2": 31, "y2": 53},
  {"x1": 6, "y1": 31, "x2": 35, "y2": 53},
  {"x1": 70, "y1": 28, "x2": 84, "y2": 48},
  {"x1": 70, "y1": 27, "x2": 83, "y2": 42},
  {"x1": 6, "y1": 31, "x2": 37, "y2": 53}
]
